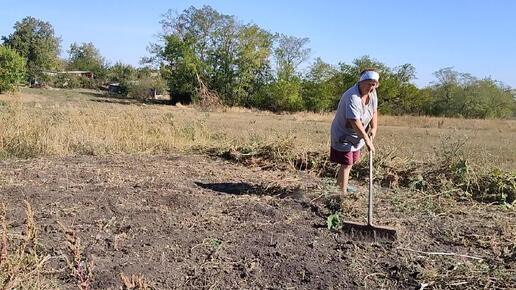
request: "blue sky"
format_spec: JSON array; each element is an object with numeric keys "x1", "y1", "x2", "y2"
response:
[{"x1": 1, "y1": 0, "x2": 515, "y2": 88}]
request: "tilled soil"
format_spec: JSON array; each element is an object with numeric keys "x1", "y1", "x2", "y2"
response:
[{"x1": 0, "y1": 154, "x2": 514, "y2": 289}]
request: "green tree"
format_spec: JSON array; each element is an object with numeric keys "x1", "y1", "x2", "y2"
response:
[
  {"x1": 265, "y1": 34, "x2": 311, "y2": 111},
  {"x1": 428, "y1": 68, "x2": 515, "y2": 118},
  {"x1": 301, "y1": 57, "x2": 339, "y2": 111},
  {"x1": 2, "y1": 16, "x2": 61, "y2": 83},
  {"x1": 160, "y1": 34, "x2": 202, "y2": 103},
  {"x1": 208, "y1": 13, "x2": 240, "y2": 104},
  {"x1": 378, "y1": 63, "x2": 421, "y2": 114},
  {"x1": 477, "y1": 79, "x2": 515, "y2": 118},
  {"x1": 327, "y1": 56, "x2": 424, "y2": 115},
  {"x1": 155, "y1": 5, "x2": 275, "y2": 106},
  {"x1": 107, "y1": 62, "x2": 136, "y2": 95},
  {"x1": 0, "y1": 45, "x2": 26, "y2": 93},
  {"x1": 351, "y1": 55, "x2": 389, "y2": 74},
  {"x1": 67, "y1": 42, "x2": 107, "y2": 79},
  {"x1": 257, "y1": 78, "x2": 304, "y2": 112},
  {"x1": 234, "y1": 24, "x2": 273, "y2": 107},
  {"x1": 127, "y1": 70, "x2": 167, "y2": 101},
  {"x1": 108, "y1": 62, "x2": 136, "y2": 82},
  {"x1": 158, "y1": 6, "x2": 227, "y2": 103},
  {"x1": 429, "y1": 67, "x2": 462, "y2": 116},
  {"x1": 328, "y1": 56, "x2": 386, "y2": 110},
  {"x1": 274, "y1": 34, "x2": 311, "y2": 81}
]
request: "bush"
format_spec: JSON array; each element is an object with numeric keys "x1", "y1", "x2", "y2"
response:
[
  {"x1": 127, "y1": 75, "x2": 167, "y2": 101},
  {"x1": 473, "y1": 169, "x2": 515, "y2": 204},
  {"x1": 255, "y1": 80, "x2": 304, "y2": 112},
  {"x1": 0, "y1": 45, "x2": 26, "y2": 93},
  {"x1": 48, "y1": 74, "x2": 99, "y2": 89}
]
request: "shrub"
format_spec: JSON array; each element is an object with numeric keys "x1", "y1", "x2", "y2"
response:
[
  {"x1": 473, "y1": 169, "x2": 515, "y2": 204},
  {"x1": 255, "y1": 80, "x2": 304, "y2": 112},
  {"x1": 127, "y1": 75, "x2": 167, "y2": 101},
  {"x1": 0, "y1": 45, "x2": 26, "y2": 93},
  {"x1": 48, "y1": 74, "x2": 100, "y2": 89}
]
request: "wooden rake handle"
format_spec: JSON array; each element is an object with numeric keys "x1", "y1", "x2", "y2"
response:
[{"x1": 368, "y1": 149, "x2": 374, "y2": 226}]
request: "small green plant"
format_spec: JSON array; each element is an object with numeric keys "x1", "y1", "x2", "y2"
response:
[
  {"x1": 207, "y1": 238, "x2": 222, "y2": 249},
  {"x1": 326, "y1": 212, "x2": 342, "y2": 231},
  {"x1": 439, "y1": 132, "x2": 469, "y2": 162},
  {"x1": 409, "y1": 173, "x2": 428, "y2": 190}
]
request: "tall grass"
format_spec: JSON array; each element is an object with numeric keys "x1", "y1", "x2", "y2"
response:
[
  {"x1": 0, "y1": 88, "x2": 514, "y2": 170},
  {"x1": 0, "y1": 101, "x2": 214, "y2": 158}
]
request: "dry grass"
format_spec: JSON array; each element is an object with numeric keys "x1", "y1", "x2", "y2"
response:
[
  {"x1": 0, "y1": 199, "x2": 153, "y2": 290},
  {"x1": 0, "y1": 202, "x2": 56, "y2": 289},
  {"x1": 58, "y1": 221, "x2": 94, "y2": 290},
  {"x1": 0, "y1": 88, "x2": 513, "y2": 288},
  {"x1": 1, "y1": 88, "x2": 512, "y2": 203},
  {"x1": 0, "y1": 87, "x2": 514, "y2": 171},
  {"x1": 0, "y1": 99, "x2": 209, "y2": 158},
  {"x1": 120, "y1": 273, "x2": 152, "y2": 290}
]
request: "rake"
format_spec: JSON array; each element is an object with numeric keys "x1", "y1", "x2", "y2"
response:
[{"x1": 342, "y1": 150, "x2": 397, "y2": 241}]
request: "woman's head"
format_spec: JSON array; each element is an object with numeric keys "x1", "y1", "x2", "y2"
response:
[{"x1": 358, "y1": 69, "x2": 380, "y2": 94}]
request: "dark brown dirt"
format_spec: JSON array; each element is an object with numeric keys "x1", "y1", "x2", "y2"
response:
[{"x1": 0, "y1": 154, "x2": 514, "y2": 289}]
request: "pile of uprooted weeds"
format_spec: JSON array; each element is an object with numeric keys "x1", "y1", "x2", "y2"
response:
[{"x1": 203, "y1": 139, "x2": 515, "y2": 205}]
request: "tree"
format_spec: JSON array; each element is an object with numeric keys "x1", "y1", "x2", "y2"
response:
[
  {"x1": 352, "y1": 55, "x2": 389, "y2": 74},
  {"x1": 274, "y1": 34, "x2": 311, "y2": 81},
  {"x1": 234, "y1": 24, "x2": 273, "y2": 107},
  {"x1": 427, "y1": 68, "x2": 515, "y2": 118},
  {"x1": 395, "y1": 63, "x2": 417, "y2": 83},
  {"x1": 260, "y1": 34, "x2": 311, "y2": 111},
  {"x1": 157, "y1": 6, "x2": 229, "y2": 103},
  {"x1": 478, "y1": 80, "x2": 515, "y2": 118},
  {"x1": 127, "y1": 68, "x2": 167, "y2": 100},
  {"x1": 160, "y1": 34, "x2": 202, "y2": 103},
  {"x1": 0, "y1": 45, "x2": 26, "y2": 93},
  {"x1": 329, "y1": 56, "x2": 426, "y2": 114},
  {"x1": 67, "y1": 42, "x2": 107, "y2": 78},
  {"x1": 301, "y1": 57, "x2": 339, "y2": 111},
  {"x1": 107, "y1": 62, "x2": 137, "y2": 95},
  {"x1": 2, "y1": 17, "x2": 61, "y2": 83},
  {"x1": 154, "y1": 5, "x2": 275, "y2": 106},
  {"x1": 257, "y1": 78, "x2": 304, "y2": 112},
  {"x1": 378, "y1": 63, "x2": 420, "y2": 114},
  {"x1": 108, "y1": 62, "x2": 136, "y2": 82}
]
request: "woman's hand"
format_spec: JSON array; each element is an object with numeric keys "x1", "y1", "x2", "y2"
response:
[
  {"x1": 365, "y1": 138, "x2": 375, "y2": 153},
  {"x1": 370, "y1": 128, "x2": 377, "y2": 140}
]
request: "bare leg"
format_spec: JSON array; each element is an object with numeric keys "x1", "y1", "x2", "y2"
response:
[{"x1": 337, "y1": 164, "x2": 353, "y2": 194}]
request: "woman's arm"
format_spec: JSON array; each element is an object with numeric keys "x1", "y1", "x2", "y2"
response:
[
  {"x1": 370, "y1": 110, "x2": 378, "y2": 140},
  {"x1": 348, "y1": 118, "x2": 375, "y2": 152}
]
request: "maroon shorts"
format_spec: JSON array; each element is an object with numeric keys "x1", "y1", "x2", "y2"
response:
[{"x1": 330, "y1": 147, "x2": 361, "y2": 165}]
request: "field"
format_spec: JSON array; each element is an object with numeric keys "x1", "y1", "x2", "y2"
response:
[{"x1": 0, "y1": 88, "x2": 515, "y2": 289}]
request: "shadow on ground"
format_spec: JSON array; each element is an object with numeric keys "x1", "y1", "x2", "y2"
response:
[
  {"x1": 194, "y1": 181, "x2": 302, "y2": 199},
  {"x1": 83, "y1": 90, "x2": 172, "y2": 106}
]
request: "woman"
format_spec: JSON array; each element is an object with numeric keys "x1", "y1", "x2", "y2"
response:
[{"x1": 330, "y1": 69, "x2": 379, "y2": 196}]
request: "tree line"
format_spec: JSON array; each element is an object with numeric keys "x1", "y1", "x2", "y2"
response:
[
  {"x1": 1, "y1": 7, "x2": 515, "y2": 118},
  {"x1": 0, "y1": 16, "x2": 166, "y2": 99}
]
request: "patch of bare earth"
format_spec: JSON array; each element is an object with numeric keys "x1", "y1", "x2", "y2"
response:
[{"x1": 0, "y1": 154, "x2": 514, "y2": 289}]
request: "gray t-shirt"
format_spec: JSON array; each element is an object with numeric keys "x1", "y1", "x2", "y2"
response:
[{"x1": 331, "y1": 83, "x2": 377, "y2": 152}]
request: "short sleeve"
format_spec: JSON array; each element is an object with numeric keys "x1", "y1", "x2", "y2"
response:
[{"x1": 346, "y1": 94, "x2": 362, "y2": 119}]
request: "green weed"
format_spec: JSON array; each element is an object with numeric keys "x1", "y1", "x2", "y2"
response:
[{"x1": 326, "y1": 212, "x2": 343, "y2": 231}]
